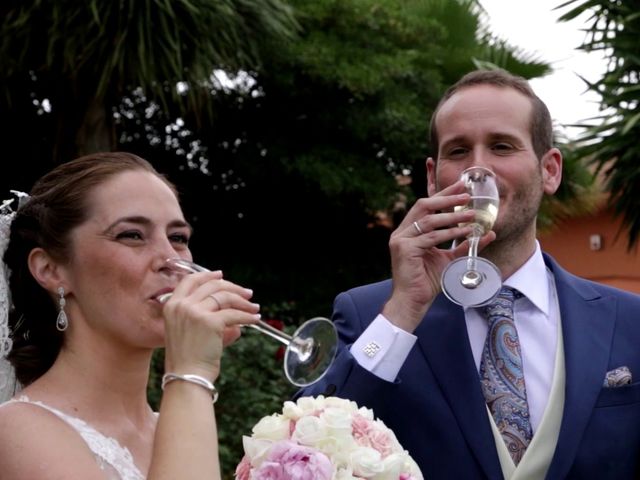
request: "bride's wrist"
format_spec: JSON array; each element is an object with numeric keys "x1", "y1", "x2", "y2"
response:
[{"x1": 161, "y1": 372, "x2": 219, "y2": 403}]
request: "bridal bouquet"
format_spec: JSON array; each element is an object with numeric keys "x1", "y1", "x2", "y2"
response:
[{"x1": 235, "y1": 395, "x2": 423, "y2": 480}]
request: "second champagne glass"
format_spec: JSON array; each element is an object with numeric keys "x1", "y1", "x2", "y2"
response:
[
  {"x1": 158, "y1": 258, "x2": 338, "y2": 387},
  {"x1": 440, "y1": 166, "x2": 502, "y2": 307}
]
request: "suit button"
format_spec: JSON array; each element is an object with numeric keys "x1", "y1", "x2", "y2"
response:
[{"x1": 323, "y1": 384, "x2": 337, "y2": 396}]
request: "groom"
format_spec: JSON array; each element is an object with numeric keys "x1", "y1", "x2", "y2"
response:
[{"x1": 298, "y1": 69, "x2": 640, "y2": 479}]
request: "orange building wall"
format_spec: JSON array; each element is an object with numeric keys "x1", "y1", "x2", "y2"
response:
[{"x1": 538, "y1": 209, "x2": 640, "y2": 294}]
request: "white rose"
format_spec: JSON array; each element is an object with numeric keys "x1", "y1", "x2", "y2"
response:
[
  {"x1": 404, "y1": 455, "x2": 424, "y2": 479},
  {"x1": 291, "y1": 415, "x2": 327, "y2": 446},
  {"x1": 241, "y1": 436, "x2": 272, "y2": 467},
  {"x1": 282, "y1": 400, "x2": 304, "y2": 420},
  {"x1": 321, "y1": 406, "x2": 353, "y2": 434},
  {"x1": 324, "y1": 396, "x2": 358, "y2": 413},
  {"x1": 314, "y1": 434, "x2": 358, "y2": 469},
  {"x1": 251, "y1": 414, "x2": 290, "y2": 441},
  {"x1": 372, "y1": 452, "x2": 405, "y2": 480},
  {"x1": 357, "y1": 406, "x2": 375, "y2": 420},
  {"x1": 296, "y1": 395, "x2": 325, "y2": 414},
  {"x1": 334, "y1": 467, "x2": 359, "y2": 480},
  {"x1": 350, "y1": 446, "x2": 384, "y2": 478}
]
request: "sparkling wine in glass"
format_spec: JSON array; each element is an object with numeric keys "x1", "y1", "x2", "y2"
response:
[
  {"x1": 440, "y1": 166, "x2": 502, "y2": 307},
  {"x1": 158, "y1": 258, "x2": 338, "y2": 387}
]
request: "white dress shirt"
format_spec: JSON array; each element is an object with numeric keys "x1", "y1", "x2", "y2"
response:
[{"x1": 351, "y1": 241, "x2": 559, "y2": 432}]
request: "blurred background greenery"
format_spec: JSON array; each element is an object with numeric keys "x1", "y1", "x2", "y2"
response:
[{"x1": 1, "y1": 0, "x2": 636, "y2": 476}]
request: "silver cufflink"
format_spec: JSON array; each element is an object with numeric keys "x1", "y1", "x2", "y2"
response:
[{"x1": 363, "y1": 341, "x2": 381, "y2": 358}]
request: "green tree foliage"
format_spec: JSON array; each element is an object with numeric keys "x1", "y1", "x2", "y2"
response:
[
  {"x1": 558, "y1": 0, "x2": 640, "y2": 249},
  {"x1": 216, "y1": 331, "x2": 296, "y2": 478},
  {"x1": 216, "y1": 308, "x2": 297, "y2": 477},
  {"x1": 0, "y1": 0, "x2": 298, "y2": 160},
  {"x1": 114, "y1": 0, "x2": 556, "y2": 308}
]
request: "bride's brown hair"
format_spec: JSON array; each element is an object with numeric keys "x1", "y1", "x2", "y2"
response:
[{"x1": 4, "y1": 152, "x2": 176, "y2": 386}]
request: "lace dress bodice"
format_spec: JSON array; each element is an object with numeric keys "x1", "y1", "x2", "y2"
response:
[{"x1": 1, "y1": 396, "x2": 145, "y2": 480}]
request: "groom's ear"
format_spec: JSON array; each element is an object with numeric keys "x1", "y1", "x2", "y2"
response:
[{"x1": 541, "y1": 148, "x2": 562, "y2": 195}]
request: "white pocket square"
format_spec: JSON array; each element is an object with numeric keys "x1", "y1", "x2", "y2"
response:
[{"x1": 603, "y1": 366, "x2": 632, "y2": 387}]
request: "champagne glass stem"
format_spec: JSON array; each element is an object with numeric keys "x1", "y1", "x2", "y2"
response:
[
  {"x1": 247, "y1": 322, "x2": 291, "y2": 346},
  {"x1": 247, "y1": 323, "x2": 313, "y2": 360},
  {"x1": 466, "y1": 231, "x2": 481, "y2": 272}
]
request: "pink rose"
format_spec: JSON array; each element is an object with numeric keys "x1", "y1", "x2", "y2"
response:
[
  {"x1": 253, "y1": 440, "x2": 333, "y2": 480},
  {"x1": 352, "y1": 414, "x2": 372, "y2": 438},
  {"x1": 235, "y1": 455, "x2": 252, "y2": 480},
  {"x1": 352, "y1": 415, "x2": 393, "y2": 457},
  {"x1": 367, "y1": 428, "x2": 393, "y2": 457}
]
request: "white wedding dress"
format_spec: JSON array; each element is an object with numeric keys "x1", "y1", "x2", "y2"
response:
[{"x1": 1, "y1": 396, "x2": 145, "y2": 479}]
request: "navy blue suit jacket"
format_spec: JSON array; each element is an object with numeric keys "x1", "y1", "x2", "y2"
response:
[{"x1": 299, "y1": 253, "x2": 640, "y2": 479}]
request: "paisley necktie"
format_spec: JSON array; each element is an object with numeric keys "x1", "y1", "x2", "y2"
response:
[{"x1": 480, "y1": 287, "x2": 532, "y2": 465}]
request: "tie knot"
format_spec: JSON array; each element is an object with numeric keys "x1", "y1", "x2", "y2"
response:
[
  {"x1": 499, "y1": 286, "x2": 522, "y2": 301},
  {"x1": 482, "y1": 287, "x2": 521, "y2": 322}
]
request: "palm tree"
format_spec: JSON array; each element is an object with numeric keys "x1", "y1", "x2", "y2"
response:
[
  {"x1": 0, "y1": 0, "x2": 298, "y2": 162},
  {"x1": 558, "y1": 0, "x2": 640, "y2": 249}
]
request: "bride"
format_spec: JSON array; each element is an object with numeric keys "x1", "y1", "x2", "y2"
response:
[{"x1": 0, "y1": 152, "x2": 260, "y2": 479}]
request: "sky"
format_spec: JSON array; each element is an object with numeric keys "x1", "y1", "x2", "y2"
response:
[{"x1": 479, "y1": 0, "x2": 607, "y2": 136}]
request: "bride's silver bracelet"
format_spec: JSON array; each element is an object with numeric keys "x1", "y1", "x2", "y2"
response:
[{"x1": 161, "y1": 373, "x2": 219, "y2": 403}]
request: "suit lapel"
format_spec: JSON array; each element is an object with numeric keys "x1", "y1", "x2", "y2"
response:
[
  {"x1": 417, "y1": 294, "x2": 504, "y2": 479},
  {"x1": 416, "y1": 255, "x2": 618, "y2": 479},
  {"x1": 544, "y1": 255, "x2": 617, "y2": 479}
]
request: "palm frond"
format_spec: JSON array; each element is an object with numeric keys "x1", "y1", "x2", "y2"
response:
[
  {"x1": 559, "y1": 0, "x2": 640, "y2": 249},
  {"x1": 0, "y1": 0, "x2": 300, "y2": 111}
]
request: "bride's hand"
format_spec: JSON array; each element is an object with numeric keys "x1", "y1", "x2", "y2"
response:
[{"x1": 162, "y1": 271, "x2": 259, "y2": 381}]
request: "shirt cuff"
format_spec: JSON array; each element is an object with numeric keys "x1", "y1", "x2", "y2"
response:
[{"x1": 350, "y1": 314, "x2": 417, "y2": 382}]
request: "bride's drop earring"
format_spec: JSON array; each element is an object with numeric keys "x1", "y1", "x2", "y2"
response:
[{"x1": 56, "y1": 286, "x2": 68, "y2": 331}]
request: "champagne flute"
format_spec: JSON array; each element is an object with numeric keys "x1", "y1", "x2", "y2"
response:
[
  {"x1": 440, "y1": 166, "x2": 502, "y2": 307},
  {"x1": 158, "y1": 258, "x2": 338, "y2": 387}
]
